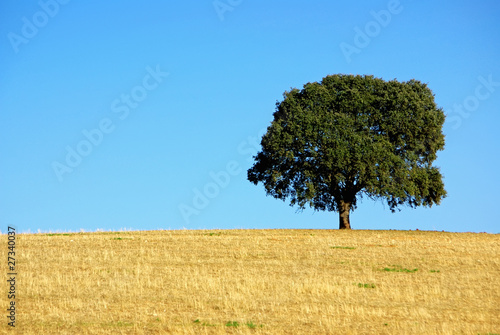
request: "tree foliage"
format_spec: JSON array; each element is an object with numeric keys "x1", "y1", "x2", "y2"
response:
[{"x1": 247, "y1": 74, "x2": 446, "y2": 229}]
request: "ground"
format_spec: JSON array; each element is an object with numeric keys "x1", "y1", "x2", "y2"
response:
[{"x1": 2, "y1": 229, "x2": 499, "y2": 334}]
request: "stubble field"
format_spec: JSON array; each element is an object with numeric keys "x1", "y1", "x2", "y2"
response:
[{"x1": 1, "y1": 229, "x2": 499, "y2": 334}]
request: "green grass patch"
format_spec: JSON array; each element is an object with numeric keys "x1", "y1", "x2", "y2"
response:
[
  {"x1": 331, "y1": 246, "x2": 356, "y2": 250},
  {"x1": 194, "y1": 320, "x2": 261, "y2": 329},
  {"x1": 246, "y1": 321, "x2": 264, "y2": 329},
  {"x1": 382, "y1": 265, "x2": 418, "y2": 273},
  {"x1": 246, "y1": 321, "x2": 257, "y2": 329},
  {"x1": 429, "y1": 269, "x2": 440, "y2": 273},
  {"x1": 205, "y1": 232, "x2": 222, "y2": 236},
  {"x1": 193, "y1": 319, "x2": 216, "y2": 327},
  {"x1": 357, "y1": 283, "x2": 376, "y2": 288},
  {"x1": 47, "y1": 233, "x2": 72, "y2": 236}
]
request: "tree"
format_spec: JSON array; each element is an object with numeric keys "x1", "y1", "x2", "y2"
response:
[{"x1": 247, "y1": 74, "x2": 446, "y2": 229}]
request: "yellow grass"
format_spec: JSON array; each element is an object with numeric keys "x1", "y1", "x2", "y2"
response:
[{"x1": 2, "y1": 229, "x2": 499, "y2": 334}]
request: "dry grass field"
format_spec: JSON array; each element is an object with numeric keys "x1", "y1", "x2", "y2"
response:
[{"x1": 1, "y1": 229, "x2": 499, "y2": 334}]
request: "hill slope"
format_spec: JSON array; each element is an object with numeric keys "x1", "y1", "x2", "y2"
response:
[{"x1": 3, "y1": 229, "x2": 499, "y2": 334}]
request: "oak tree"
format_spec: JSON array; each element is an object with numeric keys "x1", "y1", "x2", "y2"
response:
[{"x1": 248, "y1": 74, "x2": 446, "y2": 229}]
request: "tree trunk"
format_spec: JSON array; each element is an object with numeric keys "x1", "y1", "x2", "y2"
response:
[{"x1": 338, "y1": 200, "x2": 351, "y2": 229}]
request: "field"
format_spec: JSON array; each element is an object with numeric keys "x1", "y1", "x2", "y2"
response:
[{"x1": 1, "y1": 229, "x2": 499, "y2": 334}]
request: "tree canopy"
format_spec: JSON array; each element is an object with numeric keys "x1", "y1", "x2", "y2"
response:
[{"x1": 247, "y1": 74, "x2": 446, "y2": 229}]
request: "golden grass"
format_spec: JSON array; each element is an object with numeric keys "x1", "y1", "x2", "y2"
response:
[{"x1": 1, "y1": 229, "x2": 499, "y2": 334}]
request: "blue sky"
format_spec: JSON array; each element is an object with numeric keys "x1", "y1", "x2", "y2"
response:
[{"x1": 1, "y1": 0, "x2": 499, "y2": 233}]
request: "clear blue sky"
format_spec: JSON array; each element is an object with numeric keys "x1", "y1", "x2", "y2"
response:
[{"x1": 1, "y1": 1, "x2": 499, "y2": 233}]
